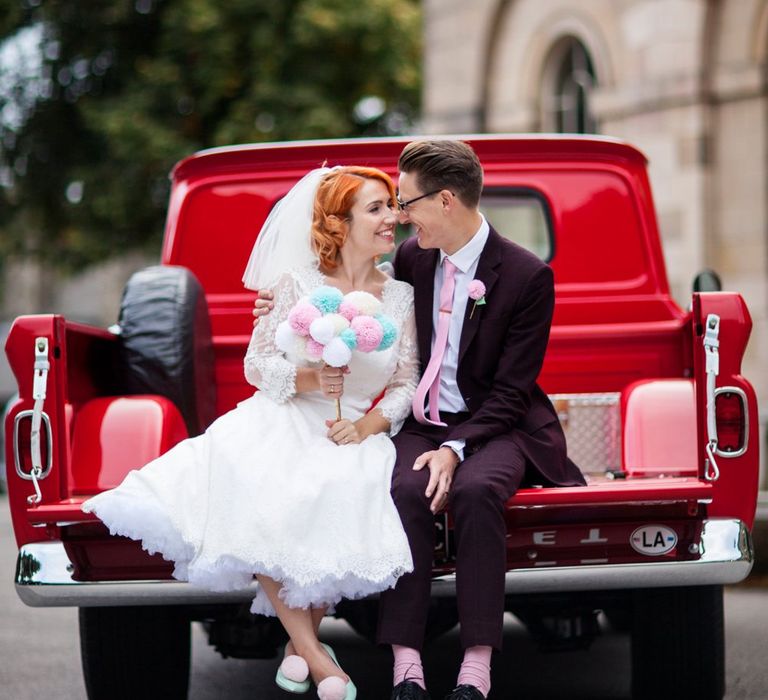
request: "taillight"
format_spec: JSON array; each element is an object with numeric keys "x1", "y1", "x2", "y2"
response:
[{"x1": 715, "y1": 389, "x2": 747, "y2": 456}]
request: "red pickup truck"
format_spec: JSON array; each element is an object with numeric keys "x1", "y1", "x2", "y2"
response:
[{"x1": 5, "y1": 136, "x2": 758, "y2": 700}]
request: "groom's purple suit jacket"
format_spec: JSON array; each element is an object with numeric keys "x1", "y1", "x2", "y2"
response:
[{"x1": 393, "y1": 226, "x2": 585, "y2": 488}]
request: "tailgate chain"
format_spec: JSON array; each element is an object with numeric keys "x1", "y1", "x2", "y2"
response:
[
  {"x1": 27, "y1": 337, "x2": 50, "y2": 504},
  {"x1": 703, "y1": 315, "x2": 720, "y2": 482}
]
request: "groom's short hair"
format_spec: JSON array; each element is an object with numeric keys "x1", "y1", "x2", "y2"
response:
[{"x1": 398, "y1": 140, "x2": 483, "y2": 208}]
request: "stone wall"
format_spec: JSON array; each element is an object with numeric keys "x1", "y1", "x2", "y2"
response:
[{"x1": 423, "y1": 0, "x2": 768, "y2": 484}]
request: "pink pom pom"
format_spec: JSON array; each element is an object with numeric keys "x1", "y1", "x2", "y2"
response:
[
  {"x1": 288, "y1": 302, "x2": 321, "y2": 336},
  {"x1": 351, "y1": 316, "x2": 384, "y2": 352},
  {"x1": 280, "y1": 655, "x2": 309, "y2": 683},
  {"x1": 468, "y1": 279, "x2": 486, "y2": 300},
  {"x1": 338, "y1": 300, "x2": 360, "y2": 322},
  {"x1": 317, "y1": 677, "x2": 347, "y2": 700},
  {"x1": 305, "y1": 338, "x2": 325, "y2": 359}
]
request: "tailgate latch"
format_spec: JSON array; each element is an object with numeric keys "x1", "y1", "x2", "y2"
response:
[
  {"x1": 703, "y1": 315, "x2": 720, "y2": 482},
  {"x1": 14, "y1": 337, "x2": 52, "y2": 505}
]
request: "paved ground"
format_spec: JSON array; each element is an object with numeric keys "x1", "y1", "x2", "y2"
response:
[{"x1": 1, "y1": 494, "x2": 766, "y2": 698}]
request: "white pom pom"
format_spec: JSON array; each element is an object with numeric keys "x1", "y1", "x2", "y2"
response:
[
  {"x1": 326, "y1": 313, "x2": 350, "y2": 334},
  {"x1": 309, "y1": 316, "x2": 336, "y2": 345},
  {"x1": 322, "y1": 337, "x2": 352, "y2": 367},
  {"x1": 275, "y1": 321, "x2": 296, "y2": 353},
  {"x1": 343, "y1": 290, "x2": 381, "y2": 316}
]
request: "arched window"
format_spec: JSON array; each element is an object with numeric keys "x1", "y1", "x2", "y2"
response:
[{"x1": 544, "y1": 38, "x2": 597, "y2": 134}]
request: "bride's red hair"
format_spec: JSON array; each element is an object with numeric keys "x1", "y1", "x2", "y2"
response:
[{"x1": 312, "y1": 166, "x2": 397, "y2": 270}]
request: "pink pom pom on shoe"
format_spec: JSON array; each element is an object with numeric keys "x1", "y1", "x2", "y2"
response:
[
  {"x1": 280, "y1": 655, "x2": 309, "y2": 683},
  {"x1": 317, "y1": 676, "x2": 347, "y2": 700}
]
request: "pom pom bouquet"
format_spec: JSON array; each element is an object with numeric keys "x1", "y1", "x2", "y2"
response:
[{"x1": 275, "y1": 285, "x2": 397, "y2": 419}]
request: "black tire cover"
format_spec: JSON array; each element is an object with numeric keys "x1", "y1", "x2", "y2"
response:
[{"x1": 117, "y1": 265, "x2": 216, "y2": 436}]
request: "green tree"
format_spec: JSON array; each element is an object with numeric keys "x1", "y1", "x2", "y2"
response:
[{"x1": 0, "y1": 0, "x2": 421, "y2": 270}]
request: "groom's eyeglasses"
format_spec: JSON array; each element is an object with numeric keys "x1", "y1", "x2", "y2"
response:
[{"x1": 396, "y1": 189, "x2": 442, "y2": 212}]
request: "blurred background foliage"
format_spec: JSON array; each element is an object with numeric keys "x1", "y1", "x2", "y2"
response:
[{"x1": 0, "y1": 0, "x2": 422, "y2": 270}]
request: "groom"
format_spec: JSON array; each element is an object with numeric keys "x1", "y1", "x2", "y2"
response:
[
  {"x1": 253, "y1": 140, "x2": 585, "y2": 699},
  {"x1": 377, "y1": 140, "x2": 584, "y2": 700}
]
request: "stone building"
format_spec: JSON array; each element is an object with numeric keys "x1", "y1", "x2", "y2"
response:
[{"x1": 422, "y1": 0, "x2": 768, "y2": 484}]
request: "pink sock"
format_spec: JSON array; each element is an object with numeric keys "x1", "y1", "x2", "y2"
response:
[
  {"x1": 457, "y1": 645, "x2": 492, "y2": 697},
  {"x1": 392, "y1": 645, "x2": 426, "y2": 690}
]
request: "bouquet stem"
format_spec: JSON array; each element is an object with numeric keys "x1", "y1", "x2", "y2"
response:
[{"x1": 335, "y1": 398, "x2": 342, "y2": 421}]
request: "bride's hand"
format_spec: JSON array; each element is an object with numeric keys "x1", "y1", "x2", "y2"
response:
[
  {"x1": 325, "y1": 419, "x2": 361, "y2": 445},
  {"x1": 318, "y1": 364, "x2": 347, "y2": 399}
]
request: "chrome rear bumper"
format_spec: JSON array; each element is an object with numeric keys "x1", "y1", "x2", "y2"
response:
[{"x1": 16, "y1": 518, "x2": 753, "y2": 607}]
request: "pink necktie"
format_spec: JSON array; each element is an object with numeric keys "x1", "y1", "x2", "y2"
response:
[{"x1": 412, "y1": 258, "x2": 458, "y2": 426}]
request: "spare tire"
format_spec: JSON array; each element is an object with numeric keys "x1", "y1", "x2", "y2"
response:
[{"x1": 117, "y1": 265, "x2": 216, "y2": 436}]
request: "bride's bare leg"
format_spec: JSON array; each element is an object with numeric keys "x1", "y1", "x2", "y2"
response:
[
  {"x1": 285, "y1": 605, "x2": 327, "y2": 657},
  {"x1": 312, "y1": 605, "x2": 328, "y2": 635},
  {"x1": 257, "y1": 576, "x2": 347, "y2": 684}
]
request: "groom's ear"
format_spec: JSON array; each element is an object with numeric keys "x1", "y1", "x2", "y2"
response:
[{"x1": 440, "y1": 189, "x2": 456, "y2": 211}]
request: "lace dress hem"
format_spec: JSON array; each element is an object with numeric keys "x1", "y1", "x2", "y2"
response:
[{"x1": 83, "y1": 489, "x2": 412, "y2": 616}]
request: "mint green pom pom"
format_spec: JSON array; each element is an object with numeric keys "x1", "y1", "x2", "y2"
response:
[
  {"x1": 340, "y1": 327, "x2": 358, "y2": 350},
  {"x1": 310, "y1": 285, "x2": 343, "y2": 314},
  {"x1": 376, "y1": 314, "x2": 398, "y2": 350}
]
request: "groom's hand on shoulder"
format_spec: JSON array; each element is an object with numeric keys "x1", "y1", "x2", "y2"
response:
[
  {"x1": 252, "y1": 289, "x2": 274, "y2": 327},
  {"x1": 414, "y1": 447, "x2": 459, "y2": 514}
]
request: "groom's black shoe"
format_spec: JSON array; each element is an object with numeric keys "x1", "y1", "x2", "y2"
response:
[
  {"x1": 443, "y1": 685, "x2": 485, "y2": 700},
  {"x1": 391, "y1": 680, "x2": 431, "y2": 700}
]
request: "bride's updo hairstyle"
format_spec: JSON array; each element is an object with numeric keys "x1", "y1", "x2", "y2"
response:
[{"x1": 312, "y1": 166, "x2": 397, "y2": 270}]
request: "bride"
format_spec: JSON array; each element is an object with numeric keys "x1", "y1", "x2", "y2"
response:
[{"x1": 82, "y1": 166, "x2": 419, "y2": 700}]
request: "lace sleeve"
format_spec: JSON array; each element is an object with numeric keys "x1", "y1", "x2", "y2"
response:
[
  {"x1": 243, "y1": 271, "x2": 304, "y2": 403},
  {"x1": 373, "y1": 290, "x2": 419, "y2": 437}
]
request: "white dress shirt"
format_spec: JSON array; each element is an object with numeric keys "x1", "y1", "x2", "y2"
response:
[{"x1": 429, "y1": 215, "x2": 490, "y2": 461}]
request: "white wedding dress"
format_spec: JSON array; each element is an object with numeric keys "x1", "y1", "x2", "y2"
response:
[{"x1": 82, "y1": 265, "x2": 419, "y2": 615}]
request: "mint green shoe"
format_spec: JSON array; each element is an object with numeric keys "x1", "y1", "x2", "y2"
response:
[
  {"x1": 275, "y1": 654, "x2": 310, "y2": 694},
  {"x1": 319, "y1": 644, "x2": 357, "y2": 700}
]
